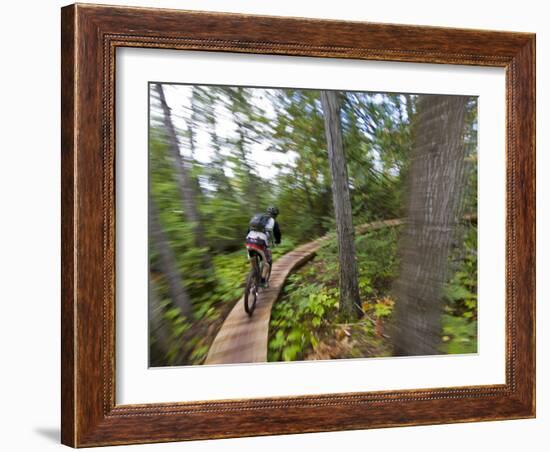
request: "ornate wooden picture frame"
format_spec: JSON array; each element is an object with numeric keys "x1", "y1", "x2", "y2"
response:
[{"x1": 61, "y1": 3, "x2": 535, "y2": 447}]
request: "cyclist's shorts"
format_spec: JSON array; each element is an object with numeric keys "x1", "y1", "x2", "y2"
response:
[{"x1": 245, "y1": 235, "x2": 268, "y2": 248}]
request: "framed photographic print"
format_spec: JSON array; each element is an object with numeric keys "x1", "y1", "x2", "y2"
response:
[{"x1": 61, "y1": 3, "x2": 535, "y2": 447}]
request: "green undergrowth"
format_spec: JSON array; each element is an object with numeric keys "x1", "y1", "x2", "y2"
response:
[
  {"x1": 153, "y1": 238, "x2": 298, "y2": 366},
  {"x1": 440, "y1": 224, "x2": 478, "y2": 354},
  {"x1": 267, "y1": 224, "x2": 478, "y2": 362}
]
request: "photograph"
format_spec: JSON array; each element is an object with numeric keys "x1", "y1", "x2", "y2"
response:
[{"x1": 148, "y1": 82, "x2": 478, "y2": 367}]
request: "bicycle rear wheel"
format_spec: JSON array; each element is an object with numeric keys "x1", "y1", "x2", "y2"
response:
[
  {"x1": 244, "y1": 257, "x2": 260, "y2": 316},
  {"x1": 264, "y1": 261, "x2": 272, "y2": 287}
]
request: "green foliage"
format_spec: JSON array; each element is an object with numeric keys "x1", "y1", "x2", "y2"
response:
[
  {"x1": 355, "y1": 227, "x2": 400, "y2": 293},
  {"x1": 440, "y1": 224, "x2": 478, "y2": 354},
  {"x1": 440, "y1": 315, "x2": 477, "y2": 354},
  {"x1": 152, "y1": 298, "x2": 192, "y2": 366},
  {"x1": 373, "y1": 301, "x2": 393, "y2": 318},
  {"x1": 268, "y1": 227, "x2": 400, "y2": 361},
  {"x1": 444, "y1": 224, "x2": 477, "y2": 319},
  {"x1": 268, "y1": 276, "x2": 339, "y2": 361},
  {"x1": 343, "y1": 93, "x2": 414, "y2": 222}
]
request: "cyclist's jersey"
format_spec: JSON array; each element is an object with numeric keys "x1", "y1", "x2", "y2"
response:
[{"x1": 246, "y1": 217, "x2": 275, "y2": 246}]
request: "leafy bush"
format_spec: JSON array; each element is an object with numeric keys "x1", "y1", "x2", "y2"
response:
[
  {"x1": 268, "y1": 275, "x2": 339, "y2": 361},
  {"x1": 440, "y1": 315, "x2": 477, "y2": 354},
  {"x1": 268, "y1": 227, "x2": 399, "y2": 361},
  {"x1": 444, "y1": 225, "x2": 478, "y2": 319},
  {"x1": 440, "y1": 224, "x2": 478, "y2": 354}
]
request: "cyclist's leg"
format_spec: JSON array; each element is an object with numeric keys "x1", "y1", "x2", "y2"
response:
[{"x1": 261, "y1": 248, "x2": 272, "y2": 284}]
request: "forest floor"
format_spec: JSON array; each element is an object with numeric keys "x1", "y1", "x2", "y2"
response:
[
  {"x1": 163, "y1": 221, "x2": 477, "y2": 366},
  {"x1": 275, "y1": 257, "x2": 393, "y2": 362},
  {"x1": 268, "y1": 223, "x2": 478, "y2": 362},
  {"x1": 202, "y1": 220, "x2": 403, "y2": 365}
]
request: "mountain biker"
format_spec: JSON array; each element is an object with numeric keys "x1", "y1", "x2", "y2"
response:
[{"x1": 245, "y1": 206, "x2": 281, "y2": 286}]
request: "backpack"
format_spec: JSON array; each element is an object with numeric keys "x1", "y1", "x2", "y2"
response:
[{"x1": 249, "y1": 213, "x2": 270, "y2": 232}]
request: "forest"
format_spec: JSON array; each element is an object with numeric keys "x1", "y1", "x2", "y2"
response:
[{"x1": 148, "y1": 82, "x2": 478, "y2": 367}]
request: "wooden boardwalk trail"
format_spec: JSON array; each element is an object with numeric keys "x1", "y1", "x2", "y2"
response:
[{"x1": 204, "y1": 219, "x2": 403, "y2": 365}]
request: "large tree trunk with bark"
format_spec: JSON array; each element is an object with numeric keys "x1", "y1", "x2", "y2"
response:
[
  {"x1": 320, "y1": 90, "x2": 362, "y2": 320},
  {"x1": 149, "y1": 195, "x2": 192, "y2": 318},
  {"x1": 154, "y1": 84, "x2": 211, "y2": 268},
  {"x1": 392, "y1": 95, "x2": 469, "y2": 356}
]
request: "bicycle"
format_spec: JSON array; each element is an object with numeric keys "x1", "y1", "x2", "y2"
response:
[{"x1": 244, "y1": 238, "x2": 273, "y2": 317}]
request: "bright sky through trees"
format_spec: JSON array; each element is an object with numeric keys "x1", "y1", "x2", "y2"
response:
[{"x1": 160, "y1": 84, "x2": 297, "y2": 180}]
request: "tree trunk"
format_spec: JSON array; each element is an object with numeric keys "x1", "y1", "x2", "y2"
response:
[
  {"x1": 392, "y1": 95, "x2": 469, "y2": 356},
  {"x1": 149, "y1": 194, "x2": 193, "y2": 318},
  {"x1": 405, "y1": 94, "x2": 415, "y2": 123},
  {"x1": 154, "y1": 84, "x2": 211, "y2": 266},
  {"x1": 235, "y1": 125, "x2": 262, "y2": 212},
  {"x1": 320, "y1": 90, "x2": 362, "y2": 320},
  {"x1": 148, "y1": 280, "x2": 171, "y2": 363}
]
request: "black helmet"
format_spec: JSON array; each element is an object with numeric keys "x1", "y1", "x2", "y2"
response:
[{"x1": 267, "y1": 206, "x2": 279, "y2": 217}]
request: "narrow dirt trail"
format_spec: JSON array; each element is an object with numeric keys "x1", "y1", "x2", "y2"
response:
[{"x1": 204, "y1": 219, "x2": 403, "y2": 365}]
